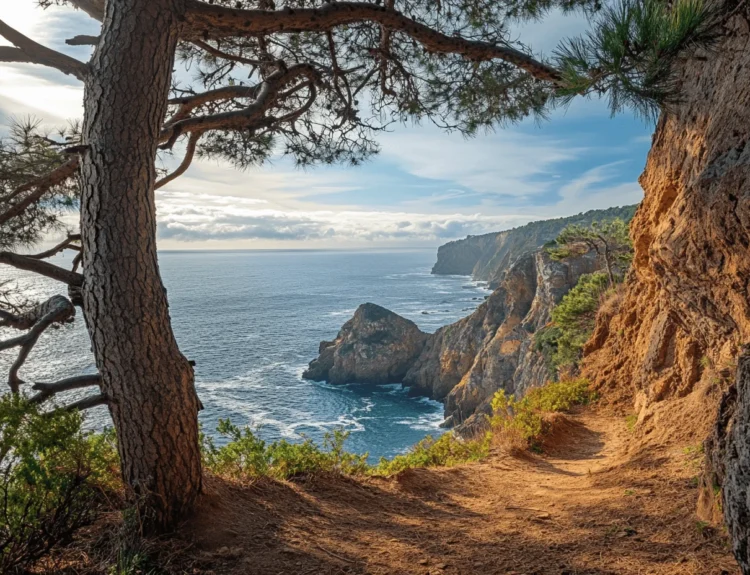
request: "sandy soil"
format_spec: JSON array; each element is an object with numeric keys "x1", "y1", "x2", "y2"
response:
[{"x1": 177, "y1": 409, "x2": 738, "y2": 575}]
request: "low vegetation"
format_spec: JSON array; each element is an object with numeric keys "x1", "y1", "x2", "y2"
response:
[
  {"x1": 0, "y1": 395, "x2": 120, "y2": 573},
  {"x1": 1, "y1": 377, "x2": 595, "y2": 570},
  {"x1": 201, "y1": 378, "x2": 595, "y2": 480},
  {"x1": 374, "y1": 432, "x2": 492, "y2": 476},
  {"x1": 201, "y1": 421, "x2": 370, "y2": 480},
  {"x1": 535, "y1": 272, "x2": 612, "y2": 373},
  {"x1": 490, "y1": 378, "x2": 597, "y2": 450}
]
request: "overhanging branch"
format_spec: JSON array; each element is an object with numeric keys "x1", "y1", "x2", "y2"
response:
[
  {"x1": 160, "y1": 63, "x2": 320, "y2": 147},
  {"x1": 184, "y1": 1, "x2": 562, "y2": 83},
  {"x1": 66, "y1": 34, "x2": 99, "y2": 46},
  {"x1": 29, "y1": 234, "x2": 81, "y2": 260},
  {"x1": 166, "y1": 84, "x2": 260, "y2": 127},
  {"x1": 30, "y1": 374, "x2": 102, "y2": 404},
  {"x1": 61, "y1": 394, "x2": 109, "y2": 412},
  {"x1": 0, "y1": 19, "x2": 87, "y2": 81},
  {"x1": 0, "y1": 252, "x2": 83, "y2": 287},
  {"x1": 0, "y1": 295, "x2": 75, "y2": 393}
]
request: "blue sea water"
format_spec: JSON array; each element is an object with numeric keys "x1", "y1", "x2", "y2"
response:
[{"x1": 0, "y1": 249, "x2": 488, "y2": 461}]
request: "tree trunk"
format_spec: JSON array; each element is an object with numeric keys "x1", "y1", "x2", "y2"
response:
[
  {"x1": 79, "y1": 0, "x2": 202, "y2": 531},
  {"x1": 725, "y1": 351, "x2": 750, "y2": 574},
  {"x1": 602, "y1": 245, "x2": 614, "y2": 288}
]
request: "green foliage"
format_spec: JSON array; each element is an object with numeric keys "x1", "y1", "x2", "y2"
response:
[
  {"x1": 0, "y1": 395, "x2": 120, "y2": 572},
  {"x1": 201, "y1": 376, "x2": 592, "y2": 481},
  {"x1": 536, "y1": 272, "x2": 611, "y2": 372},
  {"x1": 373, "y1": 432, "x2": 491, "y2": 476},
  {"x1": 489, "y1": 378, "x2": 596, "y2": 448},
  {"x1": 554, "y1": 0, "x2": 720, "y2": 121},
  {"x1": 201, "y1": 420, "x2": 369, "y2": 480},
  {"x1": 625, "y1": 413, "x2": 638, "y2": 431},
  {"x1": 201, "y1": 418, "x2": 493, "y2": 480},
  {"x1": 0, "y1": 118, "x2": 80, "y2": 250},
  {"x1": 547, "y1": 218, "x2": 633, "y2": 275}
]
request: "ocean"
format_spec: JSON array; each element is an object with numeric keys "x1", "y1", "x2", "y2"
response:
[{"x1": 0, "y1": 249, "x2": 488, "y2": 461}]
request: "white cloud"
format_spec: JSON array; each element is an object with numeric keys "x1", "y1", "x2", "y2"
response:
[
  {"x1": 153, "y1": 189, "x2": 537, "y2": 246},
  {"x1": 378, "y1": 127, "x2": 584, "y2": 198},
  {"x1": 555, "y1": 162, "x2": 644, "y2": 211}
]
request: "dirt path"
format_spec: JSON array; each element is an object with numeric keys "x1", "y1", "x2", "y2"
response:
[{"x1": 186, "y1": 410, "x2": 738, "y2": 575}]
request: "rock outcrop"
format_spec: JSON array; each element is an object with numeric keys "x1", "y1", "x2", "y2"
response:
[
  {"x1": 570, "y1": 8, "x2": 750, "y2": 568},
  {"x1": 306, "y1": 249, "x2": 599, "y2": 432},
  {"x1": 303, "y1": 303, "x2": 428, "y2": 385},
  {"x1": 414, "y1": 249, "x2": 599, "y2": 433},
  {"x1": 432, "y1": 205, "x2": 637, "y2": 287},
  {"x1": 580, "y1": 13, "x2": 750, "y2": 435}
]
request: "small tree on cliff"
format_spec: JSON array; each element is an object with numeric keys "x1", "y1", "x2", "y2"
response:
[
  {"x1": 549, "y1": 218, "x2": 633, "y2": 287},
  {"x1": 0, "y1": 0, "x2": 717, "y2": 530}
]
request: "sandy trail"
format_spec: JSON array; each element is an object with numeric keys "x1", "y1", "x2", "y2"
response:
[{"x1": 186, "y1": 410, "x2": 738, "y2": 575}]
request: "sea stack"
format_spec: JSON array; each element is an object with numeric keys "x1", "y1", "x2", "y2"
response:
[{"x1": 303, "y1": 303, "x2": 429, "y2": 385}]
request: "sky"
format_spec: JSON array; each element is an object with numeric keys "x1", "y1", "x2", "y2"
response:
[{"x1": 0, "y1": 2, "x2": 652, "y2": 250}]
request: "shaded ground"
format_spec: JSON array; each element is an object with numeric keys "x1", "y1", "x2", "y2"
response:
[{"x1": 174, "y1": 409, "x2": 737, "y2": 575}]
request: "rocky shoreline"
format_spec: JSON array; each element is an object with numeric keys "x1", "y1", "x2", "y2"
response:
[{"x1": 304, "y1": 246, "x2": 601, "y2": 435}]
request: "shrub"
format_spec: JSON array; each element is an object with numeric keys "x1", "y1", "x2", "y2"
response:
[
  {"x1": 373, "y1": 432, "x2": 491, "y2": 476},
  {"x1": 202, "y1": 378, "x2": 593, "y2": 482},
  {"x1": 0, "y1": 394, "x2": 120, "y2": 573},
  {"x1": 535, "y1": 272, "x2": 611, "y2": 372},
  {"x1": 201, "y1": 420, "x2": 369, "y2": 480},
  {"x1": 489, "y1": 378, "x2": 595, "y2": 449}
]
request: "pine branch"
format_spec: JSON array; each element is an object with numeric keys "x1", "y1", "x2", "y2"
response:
[
  {"x1": 156, "y1": 133, "x2": 201, "y2": 189},
  {"x1": 28, "y1": 234, "x2": 81, "y2": 260},
  {"x1": 160, "y1": 63, "x2": 320, "y2": 147},
  {"x1": 0, "y1": 295, "x2": 75, "y2": 393},
  {"x1": 184, "y1": 1, "x2": 563, "y2": 83},
  {"x1": 0, "y1": 157, "x2": 80, "y2": 226},
  {"x1": 65, "y1": 35, "x2": 99, "y2": 46},
  {"x1": 30, "y1": 374, "x2": 102, "y2": 404},
  {"x1": 0, "y1": 252, "x2": 83, "y2": 287},
  {"x1": 0, "y1": 19, "x2": 87, "y2": 81}
]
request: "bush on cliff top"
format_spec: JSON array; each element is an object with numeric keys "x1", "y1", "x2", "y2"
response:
[
  {"x1": 0, "y1": 395, "x2": 120, "y2": 573},
  {"x1": 535, "y1": 272, "x2": 612, "y2": 373},
  {"x1": 490, "y1": 378, "x2": 596, "y2": 450},
  {"x1": 201, "y1": 421, "x2": 370, "y2": 480},
  {"x1": 373, "y1": 432, "x2": 491, "y2": 476},
  {"x1": 202, "y1": 379, "x2": 595, "y2": 480}
]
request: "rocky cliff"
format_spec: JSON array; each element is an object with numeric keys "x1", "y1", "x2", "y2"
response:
[
  {"x1": 573, "y1": 9, "x2": 750, "y2": 566},
  {"x1": 306, "y1": 248, "x2": 600, "y2": 433},
  {"x1": 432, "y1": 205, "x2": 637, "y2": 287}
]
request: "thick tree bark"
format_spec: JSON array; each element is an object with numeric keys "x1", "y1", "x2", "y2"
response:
[
  {"x1": 725, "y1": 351, "x2": 750, "y2": 574},
  {"x1": 80, "y1": 0, "x2": 202, "y2": 531}
]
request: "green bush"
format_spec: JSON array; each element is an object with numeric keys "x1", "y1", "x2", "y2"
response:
[
  {"x1": 489, "y1": 378, "x2": 595, "y2": 448},
  {"x1": 535, "y1": 272, "x2": 611, "y2": 372},
  {"x1": 201, "y1": 420, "x2": 369, "y2": 480},
  {"x1": 202, "y1": 379, "x2": 594, "y2": 482},
  {"x1": 0, "y1": 394, "x2": 120, "y2": 573},
  {"x1": 373, "y1": 432, "x2": 491, "y2": 476}
]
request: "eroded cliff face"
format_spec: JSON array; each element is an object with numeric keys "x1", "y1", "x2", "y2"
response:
[
  {"x1": 306, "y1": 249, "x2": 599, "y2": 431},
  {"x1": 581, "y1": 14, "x2": 750, "y2": 417},
  {"x1": 432, "y1": 250, "x2": 599, "y2": 433},
  {"x1": 576, "y1": 12, "x2": 750, "y2": 567}
]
